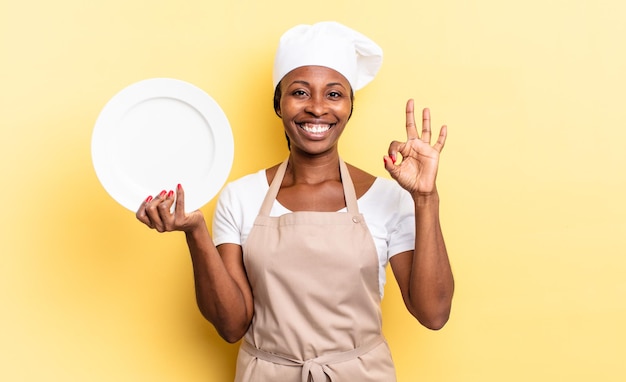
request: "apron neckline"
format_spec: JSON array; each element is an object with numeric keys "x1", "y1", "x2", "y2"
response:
[{"x1": 259, "y1": 157, "x2": 359, "y2": 217}]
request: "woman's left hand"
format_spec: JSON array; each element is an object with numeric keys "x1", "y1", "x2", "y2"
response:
[{"x1": 383, "y1": 99, "x2": 447, "y2": 197}]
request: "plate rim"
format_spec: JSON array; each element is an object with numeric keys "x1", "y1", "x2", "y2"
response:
[{"x1": 91, "y1": 77, "x2": 234, "y2": 212}]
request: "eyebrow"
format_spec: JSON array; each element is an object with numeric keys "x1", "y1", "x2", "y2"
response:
[{"x1": 288, "y1": 80, "x2": 347, "y2": 89}]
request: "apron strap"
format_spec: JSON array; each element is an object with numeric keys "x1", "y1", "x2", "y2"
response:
[
  {"x1": 241, "y1": 335, "x2": 384, "y2": 382},
  {"x1": 338, "y1": 157, "x2": 359, "y2": 214},
  {"x1": 259, "y1": 157, "x2": 360, "y2": 216}
]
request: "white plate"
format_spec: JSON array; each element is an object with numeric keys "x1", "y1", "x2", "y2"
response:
[{"x1": 91, "y1": 78, "x2": 234, "y2": 213}]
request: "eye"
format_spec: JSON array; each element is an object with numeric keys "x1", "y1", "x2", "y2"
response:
[
  {"x1": 292, "y1": 89, "x2": 308, "y2": 97},
  {"x1": 328, "y1": 91, "x2": 342, "y2": 99}
]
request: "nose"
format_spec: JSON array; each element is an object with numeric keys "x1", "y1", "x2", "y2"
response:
[{"x1": 304, "y1": 94, "x2": 327, "y2": 117}]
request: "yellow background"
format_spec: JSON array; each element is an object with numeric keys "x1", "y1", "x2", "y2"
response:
[{"x1": 2, "y1": 0, "x2": 625, "y2": 380}]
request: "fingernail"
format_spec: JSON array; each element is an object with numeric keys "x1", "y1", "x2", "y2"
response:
[
  {"x1": 391, "y1": 154, "x2": 396, "y2": 164},
  {"x1": 167, "y1": 190, "x2": 174, "y2": 198},
  {"x1": 159, "y1": 190, "x2": 167, "y2": 197},
  {"x1": 145, "y1": 196, "x2": 153, "y2": 203},
  {"x1": 177, "y1": 183, "x2": 182, "y2": 190}
]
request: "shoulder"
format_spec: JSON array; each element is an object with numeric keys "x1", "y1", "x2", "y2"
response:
[
  {"x1": 213, "y1": 169, "x2": 269, "y2": 231},
  {"x1": 370, "y1": 176, "x2": 409, "y2": 197},
  {"x1": 263, "y1": 163, "x2": 282, "y2": 186},
  {"x1": 358, "y1": 176, "x2": 415, "y2": 259},
  {"x1": 343, "y1": 162, "x2": 408, "y2": 202},
  {"x1": 222, "y1": 169, "x2": 268, "y2": 194},
  {"x1": 345, "y1": 162, "x2": 376, "y2": 199},
  {"x1": 363, "y1": 177, "x2": 413, "y2": 210},
  {"x1": 216, "y1": 169, "x2": 269, "y2": 212}
]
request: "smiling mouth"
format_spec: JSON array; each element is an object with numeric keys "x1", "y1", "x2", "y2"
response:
[{"x1": 299, "y1": 123, "x2": 332, "y2": 134}]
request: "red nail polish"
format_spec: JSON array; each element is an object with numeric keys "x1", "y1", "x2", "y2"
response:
[
  {"x1": 159, "y1": 190, "x2": 167, "y2": 197},
  {"x1": 177, "y1": 183, "x2": 182, "y2": 190},
  {"x1": 167, "y1": 190, "x2": 174, "y2": 198},
  {"x1": 145, "y1": 196, "x2": 153, "y2": 203},
  {"x1": 391, "y1": 154, "x2": 397, "y2": 164}
]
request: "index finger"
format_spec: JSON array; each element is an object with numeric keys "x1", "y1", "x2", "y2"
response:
[
  {"x1": 405, "y1": 99, "x2": 419, "y2": 140},
  {"x1": 136, "y1": 195, "x2": 154, "y2": 228}
]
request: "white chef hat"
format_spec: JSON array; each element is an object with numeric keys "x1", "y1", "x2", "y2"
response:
[{"x1": 272, "y1": 21, "x2": 383, "y2": 91}]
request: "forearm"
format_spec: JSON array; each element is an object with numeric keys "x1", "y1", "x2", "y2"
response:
[
  {"x1": 409, "y1": 191, "x2": 454, "y2": 329},
  {"x1": 185, "y1": 221, "x2": 251, "y2": 342}
]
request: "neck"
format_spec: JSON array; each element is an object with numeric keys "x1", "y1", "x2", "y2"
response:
[{"x1": 286, "y1": 152, "x2": 341, "y2": 185}]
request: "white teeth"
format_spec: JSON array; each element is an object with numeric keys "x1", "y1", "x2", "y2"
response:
[{"x1": 300, "y1": 124, "x2": 331, "y2": 133}]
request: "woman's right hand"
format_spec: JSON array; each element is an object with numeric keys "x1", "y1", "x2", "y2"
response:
[{"x1": 136, "y1": 184, "x2": 205, "y2": 233}]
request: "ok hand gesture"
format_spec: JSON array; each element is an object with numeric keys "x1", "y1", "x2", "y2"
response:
[{"x1": 383, "y1": 99, "x2": 447, "y2": 198}]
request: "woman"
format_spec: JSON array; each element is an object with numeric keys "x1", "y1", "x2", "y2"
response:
[{"x1": 136, "y1": 21, "x2": 454, "y2": 382}]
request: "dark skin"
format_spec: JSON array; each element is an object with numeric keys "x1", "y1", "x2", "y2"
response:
[
  {"x1": 136, "y1": 65, "x2": 454, "y2": 342},
  {"x1": 266, "y1": 162, "x2": 375, "y2": 212},
  {"x1": 270, "y1": 66, "x2": 375, "y2": 212}
]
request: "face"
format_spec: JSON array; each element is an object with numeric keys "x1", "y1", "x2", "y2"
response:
[{"x1": 276, "y1": 66, "x2": 353, "y2": 156}]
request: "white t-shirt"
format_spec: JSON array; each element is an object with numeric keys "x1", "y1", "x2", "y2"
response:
[{"x1": 212, "y1": 169, "x2": 416, "y2": 297}]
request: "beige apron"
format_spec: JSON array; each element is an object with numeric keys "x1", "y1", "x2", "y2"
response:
[{"x1": 235, "y1": 158, "x2": 396, "y2": 382}]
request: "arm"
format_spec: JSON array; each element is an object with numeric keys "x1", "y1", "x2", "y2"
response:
[
  {"x1": 136, "y1": 185, "x2": 253, "y2": 342},
  {"x1": 383, "y1": 100, "x2": 454, "y2": 330}
]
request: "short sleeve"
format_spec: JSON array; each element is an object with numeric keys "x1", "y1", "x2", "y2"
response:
[
  {"x1": 211, "y1": 170, "x2": 269, "y2": 247},
  {"x1": 387, "y1": 188, "x2": 415, "y2": 258},
  {"x1": 212, "y1": 184, "x2": 243, "y2": 247}
]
